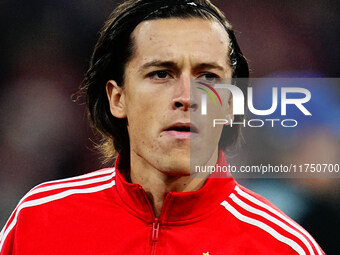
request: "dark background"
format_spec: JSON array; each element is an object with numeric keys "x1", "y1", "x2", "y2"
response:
[{"x1": 0, "y1": 0, "x2": 339, "y2": 253}]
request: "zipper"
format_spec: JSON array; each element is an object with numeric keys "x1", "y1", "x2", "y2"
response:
[
  {"x1": 138, "y1": 185, "x2": 170, "y2": 255},
  {"x1": 151, "y1": 217, "x2": 160, "y2": 255},
  {"x1": 152, "y1": 217, "x2": 160, "y2": 242}
]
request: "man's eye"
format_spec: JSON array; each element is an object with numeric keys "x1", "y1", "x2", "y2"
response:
[
  {"x1": 149, "y1": 71, "x2": 170, "y2": 80},
  {"x1": 199, "y1": 73, "x2": 220, "y2": 81}
]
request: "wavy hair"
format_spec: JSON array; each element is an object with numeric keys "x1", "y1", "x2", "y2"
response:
[{"x1": 80, "y1": 0, "x2": 249, "y2": 162}]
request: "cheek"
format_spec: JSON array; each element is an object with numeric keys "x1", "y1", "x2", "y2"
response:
[
  {"x1": 124, "y1": 92, "x2": 162, "y2": 134},
  {"x1": 219, "y1": 91, "x2": 233, "y2": 116}
]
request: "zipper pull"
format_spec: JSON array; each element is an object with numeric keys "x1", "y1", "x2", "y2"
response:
[{"x1": 152, "y1": 218, "x2": 160, "y2": 242}]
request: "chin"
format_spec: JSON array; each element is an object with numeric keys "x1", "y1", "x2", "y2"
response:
[{"x1": 160, "y1": 154, "x2": 191, "y2": 176}]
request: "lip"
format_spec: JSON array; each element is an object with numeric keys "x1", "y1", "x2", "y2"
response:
[
  {"x1": 162, "y1": 122, "x2": 199, "y2": 140},
  {"x1": 163, "y1": 122, "x2": 199, "y2": 133}
]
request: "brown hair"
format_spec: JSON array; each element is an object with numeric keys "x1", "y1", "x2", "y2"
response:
[{"x1": 81, "y1": 0, "x2": 249, "y2": 162}]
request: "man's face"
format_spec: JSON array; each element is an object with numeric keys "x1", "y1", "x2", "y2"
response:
[{"x1": 109, "y1": 18, "x2": 232, "y2": 175}]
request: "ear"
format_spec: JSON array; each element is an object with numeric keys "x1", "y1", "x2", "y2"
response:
[{"x1": 106, "y1": 80, "x2": 127, "y2": 119}]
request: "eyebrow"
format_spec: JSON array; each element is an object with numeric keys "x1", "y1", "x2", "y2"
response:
[
  {"x1": 139, "y1": 60, "x2": 177, "y2": 72},
  {"x1": 194, "y1": 63, "x2": 225, "y2": 72},
  {"x1": 139, "y1": 60, "x2": 226, "y2": 73}
]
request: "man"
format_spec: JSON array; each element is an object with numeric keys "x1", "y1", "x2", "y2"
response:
[{"x1": 0, "y1": 0, "x2": 325, "y2": 254}]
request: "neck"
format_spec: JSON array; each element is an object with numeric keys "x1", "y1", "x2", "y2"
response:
[{"x1": 129, "y1": 150, "x2": 218, "y2": 217}]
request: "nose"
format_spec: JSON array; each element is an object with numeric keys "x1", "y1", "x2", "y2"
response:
[{"x1": 172, "y1": 76, "x2": 198, "y2": 111}]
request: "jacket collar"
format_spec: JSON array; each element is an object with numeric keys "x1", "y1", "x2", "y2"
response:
[{"x1": 114, "y1": 150, "x2": 236, "y2": 224}]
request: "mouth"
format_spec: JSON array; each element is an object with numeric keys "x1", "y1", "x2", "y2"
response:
[
  {"x1": 162, "y1": 122, "x2": 198, "y2": 140},
  {"x1": 164, "y1": 123, "x2": 198, "y2": 133}
]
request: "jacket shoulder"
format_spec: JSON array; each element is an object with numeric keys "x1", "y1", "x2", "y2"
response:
[
  {"x1": 220, "y1": 184, "x2": 325, "y2": 255},
  {"x1": 0, "y1": 168, "x2": 116, "y2": 254}
]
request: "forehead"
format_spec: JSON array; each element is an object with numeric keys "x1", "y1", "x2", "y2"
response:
[{"x1": 130, "y1": 18, "x2": 231, "y2": 66}]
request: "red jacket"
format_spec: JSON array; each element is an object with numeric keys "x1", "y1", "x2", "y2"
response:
[{"x1": 0, "y1": 151, "x2": 324, "y2": 254}]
